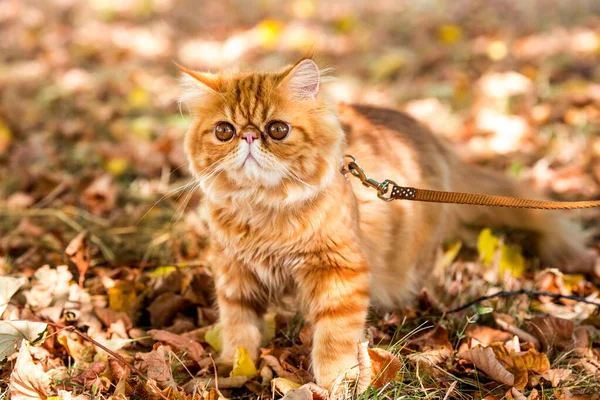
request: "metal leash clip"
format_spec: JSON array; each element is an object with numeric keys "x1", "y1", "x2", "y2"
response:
[{"x1": 341, "y1": 155, "x2": 396, "y2": 201}]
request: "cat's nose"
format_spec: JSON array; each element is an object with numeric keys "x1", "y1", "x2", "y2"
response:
[{"x1": 242, "y1": 131, "x2": 257, "y2": 144}]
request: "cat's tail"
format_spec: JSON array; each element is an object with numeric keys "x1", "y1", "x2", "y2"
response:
[{"x1": 449, "y1": 160, "x2": 594, "y2": 273}]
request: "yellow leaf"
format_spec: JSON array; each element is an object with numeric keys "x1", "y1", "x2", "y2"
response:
[
  {"x1": 0, "y1": 119, "x2": 13, "y2": 155},
  {"x1": 443, "y1": 241, "x2": 462, "y2": 268},
  {"x1": 106, "y1": 157, "x2": 130, "y2": 176},
  {"x1": 487, "y1": 40, "x2": 508, "y2": 61},
  {"x1": 437, "y1": 24, "x2": 463, "y2": 44},
  {"x1": 334, "y1": 15, "x2": 356, "y2": 34},
  {"x1": 127, "y1": 87, "x2": 149, "y2": 109},
  {"x1": 499, "y1": 244, "x2": 525, "y2": 278},
  {"x1": 271, "y1": 377, "x2": 302, "y2": 395},
  {"x1": 261, "y1": 313, "x2": 276, "y2": 346},
  {"x1": 478, "y1": 228, "x2": 499, "y2": 266},
  {"x1": 205, "y1": 324, "x2": 222, "y2": 352},
  {"x1": 562, "y1": 274, "x2": 585, "y2": 292},
  {"x1": 230, "y1": 347, "x2": 258, "y2": 378},
  {"x1": 108, "y1": 281, "x2": 137, "y2": 313},
  {"x1": 147, "y1": 266, "x2": 177, "y2": 279},
  {"x1": 256, "y1": 20, "x2": 283, "y2": 48}
]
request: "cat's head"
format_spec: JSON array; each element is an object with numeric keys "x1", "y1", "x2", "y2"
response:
[{"x1": 179, "y1": 59, "x2": 342, "y2": 206}]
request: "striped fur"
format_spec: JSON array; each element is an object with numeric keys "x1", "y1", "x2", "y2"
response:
[{"x1": 180, "y1": 59, "x2": 593, "y2": 389}]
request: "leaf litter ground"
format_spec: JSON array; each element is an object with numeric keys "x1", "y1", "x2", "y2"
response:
[{"x1": 1, "y1": 1, "x2": 600, "y2": 399}]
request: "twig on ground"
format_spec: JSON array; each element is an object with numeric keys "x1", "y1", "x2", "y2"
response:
[{"x1": 446, "y1": 289, "x2": 600, "y2": 314}]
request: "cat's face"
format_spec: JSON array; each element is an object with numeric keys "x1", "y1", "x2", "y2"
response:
[{"x1": 181, "y1": 59, "x2": 342, "y2": 205}]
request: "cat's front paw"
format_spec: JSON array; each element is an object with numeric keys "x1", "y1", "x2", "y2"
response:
[{"x1": 313, "y1": 353, "x2": 359, "y2": 392}]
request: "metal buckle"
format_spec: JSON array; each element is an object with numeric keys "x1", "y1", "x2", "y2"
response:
[{"x1": 377, "y1": 180, "x2": 396, "y2": 202}]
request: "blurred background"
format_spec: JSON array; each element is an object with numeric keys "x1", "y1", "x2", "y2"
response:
[{"x1": 1, "y1": 0, "x2": 599, "y2": 270}]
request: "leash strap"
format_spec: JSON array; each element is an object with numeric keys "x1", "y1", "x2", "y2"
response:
[{"x1": 342, "y1": 155, "x2": 600, "y2": 210}]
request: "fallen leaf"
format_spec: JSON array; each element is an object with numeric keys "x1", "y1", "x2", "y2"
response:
[
  {"x1": 368, "y1": 347, "x2": 402, "y2": 388},
  {"x1": 499, "y1": 244, "x2": 525, "y2": 278},
  {"x1": 356, "y1": 341, "x2": 372, "y2": 394},
  {"x1": 272, "y1": 377, "x2": 302, "y2": 395},
  {"x1": 526, "y1": 317, "x2": 574, "y2": 350},
  {"x1": 541, "y1": 368, "x2": 572, "y2": 387},
  {"x1": 230, "y1": 347, "x2": 258, "y2": 378},
  {"x1": 9, "y1": 341, "x2": 50, "y2": 400},
  {"x1": 72, "y1": 361, "x2": 106, "y2": 390},
  {"x1": 0, "y1": 276, "x2": 27, "y2": 316},
  {"x1": 478, "y1": 228, "x2": 500, "y2": 266},
  {"x1": 280, "y1": 386, "x2": 313, "y2": 400},
  {"x1": 437, "y1": 24, "x2": 463, "y2": 44},
  {"x1": 493, "y1": 314, "x2": 541, "y2": 348},
  {"x1": 107, "y1": 281, "x2": 138, "y2": 314},
  {"x1": 508, "y1": 387, "x2": 528, "y2": 400},
  {"x1": 0, "y1": 118, "x2": 13, "y2": 155},
  {"x1": 0, "y1": 321, "x2": 48, "y2": 362},
  {"x1": 64, "y1": 231, "x2": 91, "y2": 288},
  {"x1": 204, "y1": 324, "x2": 222, "y2": 352},
  {"x1": 147, "y1": 292, "x2": 186, "y2": 328},
  {"x1": 24, "y1": 265, "x2": 72, "y2": 310},
  {"x1": 467, "y1": 325, "x2": 513, "y2": 345},
  {"x1": 148, "y1": 329, "x2": 204, "y2": 365},
  {"x1": 82, "y1": 174, "x2": 117, "y2": 215},
  {"x1": 528, "y1": 388, "x2": 540, "y2": 400},
  {"x1": 460, "y1": 346, "x2": 514, "y2": 386},
  {"x1": 135, "y1": 345, "x2": 176, "y2": 389},
  {"x1": 262, "y1": 313, "x2": 277, "y2": 346}
]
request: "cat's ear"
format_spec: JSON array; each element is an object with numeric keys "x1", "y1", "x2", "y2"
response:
[
  {"x1": 177, "y1": 63, "x2": 220, "y2": 106},
  {"x1": 281, "y1": 59, "x2": 321, "y2": 100}
]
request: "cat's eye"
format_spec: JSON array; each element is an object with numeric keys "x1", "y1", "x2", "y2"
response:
[
  {"x1": 214, "y1": 122, "x2": 235, "y2": 142},
  {"x1": 266, "y1": 120, "x2": 290, "y2": 140}
]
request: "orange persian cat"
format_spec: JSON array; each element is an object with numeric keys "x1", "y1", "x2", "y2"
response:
[{"x1": 179, "y1": 59, "x2": 593, "y2": 389}]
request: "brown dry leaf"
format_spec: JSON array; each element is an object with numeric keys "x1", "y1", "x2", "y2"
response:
[
  {"x1": 494, "y1": 314, "x2": 541, "y2": 348},
  {"x1": 64, "y1": 231, "x2": 91, "y2": 288},
  {"x1": 573, "y1": 326, "x2": 591, "y2": 357},
  {"x1": 301, "y1": 383, "x2": 328, "y2": 400},
  {"x1": 526, "y1": 317, "x2": 574, "y2": 350},
  {"x1": 148, "y1": 329, "x2": 204, "y2": 365},
  {"x1": 541, "y1": 369, "x2": 572, "y2": 387},
  {"x1": 356, "y1": 341, "x2": 372, "y2": 394},
  {"x1": 9, "y1": 342, "x2": 50, "y2": 400},
  {"x1": 528, "y1": 388, "x2": 540, "y2": 400},
  {"x1": 94, "y1": 307, "x2": 133, "y2": 330},
  {"x1": 554, "y1": 389, "x2": 600, "y2": 400},
  {"x1": 409, "y1": 325, "x2": 452, "y2": 351},
  {"x1": 368, "y1": 347, "x2": 402, "y2": 389},
  {"x1": 281, "y1": 386, "x2": 313, "y2": 400},
  {"x1": 82, "y1": 174, "x2": 118, "y2": 215},
  {"x1": 460, "y1": 346, "x2": 515, "y2": 386},
  {"x1": 135, "y1": 345, "x2": 176, "y2": 389},
  {"x1": 272, "y1": 377, "x2": 302, "y2": 395},
  {"x1": 506, "y1": 348, "x2": 551, "y2": 390},
  {"x1": 262, "y1": 354, "x2": 303, "y2": 383},
  {"x1": 508, "y1": 388, "x2": 528, "y2": 400},
  {"x1": 467, "y1": 325, "x2": 513, "y2": 345},
  {"x1": 72, "y1": 361, "x2": 106, "y2": 390},
  {"x1": 147, "y1": 292, "x2": 187, "y2": 328}
]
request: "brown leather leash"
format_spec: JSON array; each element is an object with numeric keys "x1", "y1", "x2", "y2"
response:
[{"x1": 341, "y1": 155, "x2": 600, "y2": 210}]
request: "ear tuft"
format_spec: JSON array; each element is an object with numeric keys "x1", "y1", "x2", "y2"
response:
[
  {"x1": 283, "y1": 59, "x2": 321, "y2": 100},
  {"x1": 177, "y1": 63, "x2": 219, "y2": 108}
]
